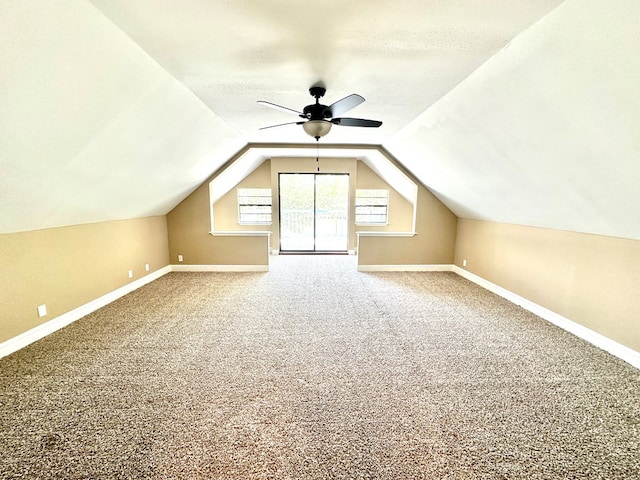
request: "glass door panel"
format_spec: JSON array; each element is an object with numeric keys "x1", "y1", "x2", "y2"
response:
[
  {"x1": 315, "y1": 174, "x2": 349, "y2": 251},
  {"x1": 279, "y1": 174, "x2": 315, "y2": 251}
]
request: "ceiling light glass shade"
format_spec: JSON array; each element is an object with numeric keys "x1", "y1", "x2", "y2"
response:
[{"x1": 302, "y1": 120, "x2": 332, "y2": 139}]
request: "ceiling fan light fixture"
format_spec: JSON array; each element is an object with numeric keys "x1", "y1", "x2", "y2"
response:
[{"x1": 303, "y1": 120, "x2": 332, "y2": 139}]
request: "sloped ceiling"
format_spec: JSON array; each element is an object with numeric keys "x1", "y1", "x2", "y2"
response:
[
  {"x1": 2, "y1": 0, "x2": 639, "y2": 241},
  {"x1": 388, "y1": 0, "x2": 640, "y2": 240},
  {"x1": 0, "y1": 0, "x2": 244, "y2": 233}
]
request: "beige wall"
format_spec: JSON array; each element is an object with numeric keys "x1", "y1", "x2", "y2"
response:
[
  {"x1": 455, "y1": 219, "x2": 640, "y2": 352},
  {"x1": 167, "y1": 176, "x2": 270, "y2": 265},
  {"x1": 0, "y1": 216, "x2": 169, "y2": 343},
  {"x1": 170, "y1": 153, "x2": 456, "y2": 264},
  {"x1": 171, "y1": 156, "x2": 425, "y2": 260},
  {"x1": 355, "y1": 161, "x2": 414, "y2": 233},
  {"x1": 356, "y1": 184, "x2": 458, "y2": 265},
  {"x1": 213, "y1": 160, "x2": 272, "y2": 231}
]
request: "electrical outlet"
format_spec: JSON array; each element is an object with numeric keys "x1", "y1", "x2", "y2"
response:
[
  {"x1": 37, "y1": 304, "x2": 47, "y2": 318},
  {"x1": 128, "y1": 270, "x2": 133, "y2": 279},
  {"x1": 178, "y1": 255, "x2": 183, "y2": 263},
  {"x1": 145, "y1": 263, "x2": 150, "y2": 272},
  {"x1": 463, "y1": 259, "x2": 467, "y2": 267}
]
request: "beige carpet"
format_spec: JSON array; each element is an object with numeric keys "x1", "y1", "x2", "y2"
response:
[{"x1": 1, "y1": 255, "x2": 639, "y2": 479}]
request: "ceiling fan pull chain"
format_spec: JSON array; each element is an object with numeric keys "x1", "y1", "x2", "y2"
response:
[{"x1": 316, "y1": 138, "x2": 320, "y2": 172}]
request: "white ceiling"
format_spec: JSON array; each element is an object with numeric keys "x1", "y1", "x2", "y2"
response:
[
  {"x1": 87, "y1": 0, "x2": 563, "y2": 145},
  {"x1": 388, "y1": 0, "x2": 640, "y2": 240},
  {"x1": 2, "y1": 0, "x2": 639, "y2": 240}
]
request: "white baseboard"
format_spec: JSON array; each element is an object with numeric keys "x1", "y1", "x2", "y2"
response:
[
  {"x1": 4, "y1": 262, "x2": 638, "y2": 370},
  {"x1": 452, "y1": 265, "x2": 640, "y2": 370},
  {"x1": 0, "y1": 266, "x2": 172, "y2": 360},
  {"x1": 171, "y1": 264, "x2": 269, "y2": 272},
  {"x1": 358, "y1": 264, "x2": 454, "y2": 272}
]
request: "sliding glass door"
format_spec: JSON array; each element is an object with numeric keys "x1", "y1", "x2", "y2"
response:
[{"x1": 279, "y1": 173, "x2": 349, "y2": 252}]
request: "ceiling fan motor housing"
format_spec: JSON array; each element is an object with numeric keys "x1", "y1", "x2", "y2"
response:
[
  {"x1": 303, "y1": 103, "x2": 331, "y2": 120},
  {"x1": 303, "y1": 86, "x2": 332, "y2": 120}
]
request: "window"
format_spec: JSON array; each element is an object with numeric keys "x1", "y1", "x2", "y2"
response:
[
  {"x1": 355, "y1": 189, "x2": 389, "y2": 225},
  {"x1": 238, "y1": 188, "x2": 272, "y2": 224}
]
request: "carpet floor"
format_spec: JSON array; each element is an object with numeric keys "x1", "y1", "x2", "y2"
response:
[{"x1": 1, "y1": 255, "x2": 639, "y2": 479}]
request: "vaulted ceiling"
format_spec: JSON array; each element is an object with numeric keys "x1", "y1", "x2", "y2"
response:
[{"x1": 1, "y1": 1, "x2": 639, "y2": 240}]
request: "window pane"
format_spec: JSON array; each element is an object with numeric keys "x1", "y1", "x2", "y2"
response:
[
  {"x1": 238, "y1": 188, "x2": 272, "y2": 224},
  {"x1": 355, "y1": 189, "x2": 388, "y2": 224}
]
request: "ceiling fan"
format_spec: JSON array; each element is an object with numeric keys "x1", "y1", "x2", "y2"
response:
[{"x1": 257, "y1": 86, "x2": 382, "y2": 140}]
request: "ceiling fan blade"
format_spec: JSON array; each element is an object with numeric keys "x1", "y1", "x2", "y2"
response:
[
  {"x1": 257, "y1": 100, "x2": 303, "y2": 116},
  {"x1": 259, "y1": 121, "x2": 305, "y2": 130},
  {"x1": 326, "y1": 94, "x2": 365, "y2": 117},
  {"x1": 331, "y1": 117, "x2": 382, "y2": 128}
]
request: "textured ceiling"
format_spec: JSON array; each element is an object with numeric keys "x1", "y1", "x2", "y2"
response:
[
  {"x1": 2, "y1": 0, "x2": 639, "y2": 240},
  {"x1": 87, "y1": 0, "x2": 563, "y2": 144}
]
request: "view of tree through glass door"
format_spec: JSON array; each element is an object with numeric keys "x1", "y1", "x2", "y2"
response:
[{"x1": 279, "y1": 173, "x2": 349, "y2": 252}]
